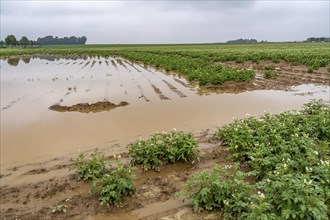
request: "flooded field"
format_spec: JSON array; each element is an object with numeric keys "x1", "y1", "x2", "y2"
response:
[
  {"x1": 1, "y1": 56, "x2": 329, "y2": 169},
  {"x1": 1, "y1": 56, "x2": 329, "y2": 219}
]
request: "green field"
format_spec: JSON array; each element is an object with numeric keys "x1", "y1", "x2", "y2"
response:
[{"x1": 1, "y1": 42, "x2": 329, "y2": 86}]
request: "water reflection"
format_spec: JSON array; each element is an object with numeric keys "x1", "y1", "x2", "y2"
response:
[
  {"x1": 21, "y1": 57, "x2": 31, "y2": 64},
  {"x1": 7, "y1": 58, "x2": 20, "y2": 66},
  {"x1": 4, "y1": 56, "x2": 93, "y2": 66}
]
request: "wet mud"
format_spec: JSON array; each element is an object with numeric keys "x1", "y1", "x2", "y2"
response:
[
  {"x1": 81, "y1": 61, "x2": 91, "y2": 69},
  {"x1": 90, "y1": 60, "x2": 97, "y2": 68},
  {"x1": 49, "y1": 101, "x2": 129, "y2": 113},
  {"x1": 0, "y1": 133, "x2": 231, "y2": 220},
  {"x1": 208, "y1": 60, "x2": 330, "y2": 94},
  {"x1": 163, "y1": 80, "x2": 187, "y2": 98},
  {"x1": 150, "y1": 84, "x2": 171, "y2": 100},
  {"x1": 111, "y1": 60, "x2": 118, "y2": 69},
  {"x1": 116, "y1": 58, "x2": 131, "y2": 72}
]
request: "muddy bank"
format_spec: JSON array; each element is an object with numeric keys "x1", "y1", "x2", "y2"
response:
[
  {"x1": 0, "y1": 131, "x2": 230, "y2": 220},
  {"x1": 49, "y1": 101, "x2": 129, "y2": 113}
]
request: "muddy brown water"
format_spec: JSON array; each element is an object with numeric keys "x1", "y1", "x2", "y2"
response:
[{"x1": 1, "y1": 57, "x2": 329, "y2": 174}]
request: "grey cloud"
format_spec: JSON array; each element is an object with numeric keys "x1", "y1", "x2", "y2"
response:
[
  {"x1": 153, "y1": 1, "x2": 256, "y2": 11},
  {"x1": 1, "y1": 1, "x2": 329, "y2": 44}
]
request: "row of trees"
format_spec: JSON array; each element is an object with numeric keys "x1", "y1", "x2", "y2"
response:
[
  {"x1": 305, "y1": 37, "x2": 330, "y2": 42},
  {"x1": 0, "y1": 35, "x2": 87, "y2": 47},
  {"x1": 36, "y1": 35, "x2": 87, "y2": 45},
  {"x1": 1, "y1": 35, "x2": 36, "y2": 47},
  {"x1": 226, "y1": 39, "x2": 258, "y2": 44}
]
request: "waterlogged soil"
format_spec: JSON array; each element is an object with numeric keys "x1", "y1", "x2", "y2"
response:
[
  {"x1": 1, "y1": 56, "x2": 330, "y2": 219},
  {"x1": 206, "y1": 60, "x2": 330, "y2": 94},
  {"x1": 0, "y1": 132, "x2": 229, "y2": 220}
]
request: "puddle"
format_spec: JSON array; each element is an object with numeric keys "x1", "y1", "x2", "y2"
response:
[
  {"x1": 93, "y1": 198, "x2": 191, "y2": 220},
  {"x1": 1, "y1": 57, "x2": 329, "y2": 170}
]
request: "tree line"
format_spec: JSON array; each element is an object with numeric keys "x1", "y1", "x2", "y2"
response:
[
  {"x1": 305, "y1": 37, "x2": 330, "y2": 42},
  {"x1": 0, "y1": 35, "x2": 87, "y2": 47},
  {"x1": 37, "y1": 36, "x2": 87, "y2": 45},
  {"x1": 226, "y1": 39, "x2": 260, "y2": 44}
]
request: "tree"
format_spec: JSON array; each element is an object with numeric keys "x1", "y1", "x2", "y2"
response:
[
  {"x1": 19, "y1": 36, "x2": 29, "y2": 47},
  {"x1": 0, "y1": 40, "x2": 4, "y2": 47},
  {"x1": 5, "y1": 35, "x2": 17, "y2": 46},
  {"x1": 68, "y1": 36, "x2": 78, "y2": 44},
  {"x1": 77, "y1": 36, "x2": 87, "y2": 44}
]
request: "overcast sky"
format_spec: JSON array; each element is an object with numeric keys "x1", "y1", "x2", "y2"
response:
[{"x1": 1, "y1": 0, "x2": 329, "y2": 44}]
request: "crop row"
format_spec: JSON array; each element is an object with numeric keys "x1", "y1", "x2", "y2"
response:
[
  {"x1": 112, "y1": 50, "x2": 255, "y2": 85},
  {"x1": 215, "y1": 99, "x2": 329, "y2": 219},
  {"x1": 69, "y1": 100, "x2": 330, "y2": 219},
  {"x1": 1, "y1": 42, "x2": 329, "y2": 85}
]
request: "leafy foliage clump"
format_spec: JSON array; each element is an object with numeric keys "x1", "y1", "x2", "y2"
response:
[
  {"x1": 264, "y1": 65, "x2": 274, "y2": 71},
  {"x1": 263, "y1": 70, "x2": 277, "y2": 79},
  {"x1": 93, "y1": 160, "x2": 136, "y2": 206},
  {"x1": 70, "y1": 151, "x2": 106, "y2": 181},
  {"x1": 215, "y1": 99, "x2": 330, "y2": 219},
  {"x1": 180, "y1": 100, "x2": 329, "y2": 219},
  {"x1": 178, "y1": 164, "x2": 252, "y2": 219},
  {"x1": 128, "y1": 129, "x2": 199, "y2": 171},
  {"x1": 248, "y1": 169, "x2": 329, "y2": 220},
  {"x1": 51, "y1": 204, "x2": 68, "y2": 213}
]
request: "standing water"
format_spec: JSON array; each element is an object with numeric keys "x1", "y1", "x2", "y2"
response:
[{"x1": 1, "y1": 56, "x2": 329, "y2": 169}]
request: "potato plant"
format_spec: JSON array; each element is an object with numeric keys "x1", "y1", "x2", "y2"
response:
[
  {"x1": 70, "y1": 152, "x2": 136, "y2": 206},
  {"x1": 70, "y1": 151, "x2": 106, "y2": 181},
  {"x1": 180, "y1": 100, "x2": 329, "y2": 219},
  {"x1": 264, "y1": 70, "x2": 277, "y2": 79},
  {"x1": 92, "y1": 160, "x2": 136, "y2": 206},
  {"x1": 178, "y1": 164, "x2": 252, "y2": 219},
  {"x1": 128, "y1": 129, "x2": 199, "y2": 171}
]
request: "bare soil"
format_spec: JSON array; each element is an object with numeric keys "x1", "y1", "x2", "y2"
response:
[{"x1": 0, "y1": 132, "x2": 231, "y2": 220}]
